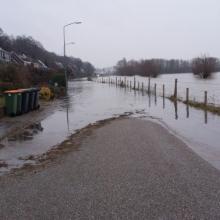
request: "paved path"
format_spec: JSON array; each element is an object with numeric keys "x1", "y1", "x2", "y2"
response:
[{"x1": 0, "y1": 118, "x2": 220, "y2": 219}]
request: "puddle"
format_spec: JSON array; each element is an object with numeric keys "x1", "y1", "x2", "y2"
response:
[{"x1": 0, "y1": 80, "x2": 220, "y2": 174}]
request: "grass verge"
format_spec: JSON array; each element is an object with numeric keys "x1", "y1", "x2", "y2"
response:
[{"x1": 169, "y1": 96, "x2": 220, "y2": 116}]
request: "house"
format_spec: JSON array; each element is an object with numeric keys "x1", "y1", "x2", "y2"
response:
[
  {"x1": 32, "y1": 60, "x2": 48, "y2": 70},
  {"x1": 37, "y1": 60, "x2": 48, "y2": 69},
  {"x1": 55, "y1": 62, "x2": 64, "y2": 69},
  {"x1": 0, "y1": 50, "x2": 49, "y2": 70},
  {"x1": 19, "y1": 54, "x2": 33, "y2": 66},
  {"x1": 10, "y1": 52, "x2": 25, "y2": 65},
  {"x1": 0, "y1": 47, "x2": 11, "y2": 63}
]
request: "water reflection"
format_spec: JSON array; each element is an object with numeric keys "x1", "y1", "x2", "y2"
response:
[
  {"x1": 64, "y1": 94, "x2": 70, "y2": 133},
  {"x1": 174, "y1": 101, "x2": 178, "y2": 120},
  {"x1": 133, "y1": 85, "x2": 209, "y2": 124},
  {"x1": 204, "y1": 110, "x2": 208, "y2": 124},
  {"x1": 186, "y1": 104, "x2": 189, "y2": 118},
  {"x1": 163, "y1": 96, "x2": 165, "y2": 109},
  {"x1": 7, "y1": 123, "x2": 43, "y2": 142},
  {"x1": 148, "y1": 94, "x2": 151, "y2": 108}
]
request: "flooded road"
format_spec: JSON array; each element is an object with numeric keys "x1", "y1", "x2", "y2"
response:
[{"x1": 1, "y1": 79, "x2": 220, "y2": 174}]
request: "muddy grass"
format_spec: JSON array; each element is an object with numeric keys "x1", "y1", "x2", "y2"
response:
[
  {"x1": 168, "y1": 96, "x2": 220, "y2": 116},
  {"x1": 183, "y1": 101, "x2": 220, "y2": 115}
]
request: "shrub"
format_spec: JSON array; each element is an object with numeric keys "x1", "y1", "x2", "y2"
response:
[
  {"x1": 0, "y1": 64, "x2": 66, "y2": 92},
  {"x1": 39, "y1": 87, "x2": 54, "y2": 101},
  {"x1": 50, "y1": 73, "x2": 66, "y2": 87}
]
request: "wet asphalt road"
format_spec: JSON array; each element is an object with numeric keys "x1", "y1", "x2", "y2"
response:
[{"x1": 0, "y1": 118, "x2": 220, "y2": 219}]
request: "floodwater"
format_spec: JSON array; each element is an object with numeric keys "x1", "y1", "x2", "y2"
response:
[
  {"x1": 107, "y1": 72, "x2": 220, "y2": 105},
  {"x1": 1, "y1": 78, "x2": 220, "y2": 174}
]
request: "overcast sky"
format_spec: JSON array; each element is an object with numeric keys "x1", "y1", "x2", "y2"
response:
[{"x1": 1, "y1": 0, "x2": 220, "y2": 68}]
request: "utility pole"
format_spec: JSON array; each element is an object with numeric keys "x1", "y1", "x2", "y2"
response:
[{"x1": 63, "y1": 21, "x2": 82, "y2": 89}]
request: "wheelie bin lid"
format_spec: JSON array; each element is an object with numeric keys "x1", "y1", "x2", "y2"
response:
[
  {"x1": 29, "y1": 88, "x2": 40, "y2": 91},
  {"x1": 4, "y1": 89, "x2": 24, "y2": 94},
  {"x1": 4, "y1": 88, "x2": 40, "y2": 94}
]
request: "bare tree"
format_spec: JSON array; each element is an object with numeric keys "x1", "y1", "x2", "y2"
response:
[{"x1": 192, "y1": 55, "x2": 218, "y2": 78}]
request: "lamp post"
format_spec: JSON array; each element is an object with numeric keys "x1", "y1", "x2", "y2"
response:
[{"x1": 63, "y1": 21, "x2": 82, "y2": 89}]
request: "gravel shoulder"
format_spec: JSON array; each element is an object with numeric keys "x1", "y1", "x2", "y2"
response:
[{"x1": 0, "y1": 118, "x2": 220, "y2": 219}]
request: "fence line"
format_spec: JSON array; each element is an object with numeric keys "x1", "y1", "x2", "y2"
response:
[{"x1": 95, "y1": 76, "x2": 220, "y2": 108}]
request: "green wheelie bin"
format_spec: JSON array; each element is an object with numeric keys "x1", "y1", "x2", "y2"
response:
[{"x1": 4, "y1": 90, "x2": 19, "y2": 116}]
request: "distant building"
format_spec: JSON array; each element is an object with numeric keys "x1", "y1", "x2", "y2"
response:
[
  {"x1": 55, "y1": 62, "x2": 64, "y2": 69},
  {"x1": 0, "y1": 47, "x2": 11, "y2": 63},
  {"x1": 16, "y1": 54, "x2": 48, "y2": 70},
  {"x1": 96, "y1": 67, "x2": 115, "y2": 76}
]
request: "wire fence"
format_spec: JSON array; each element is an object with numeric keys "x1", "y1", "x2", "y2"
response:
[{"x1": 96, "y1": 75, "x2": 220, "y2": 107}]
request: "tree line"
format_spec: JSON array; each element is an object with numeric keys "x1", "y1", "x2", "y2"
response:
[{"x1": 115, "y1": 56, "x2": 220, "y2": 79}]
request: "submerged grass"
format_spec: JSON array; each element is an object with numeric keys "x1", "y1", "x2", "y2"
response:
[
  {"x1": 184, "y1": 101, "x2": 220, "y2": 115},
  {"x1": 169, "y1": 96, "x2": 220, "y2": 116}
]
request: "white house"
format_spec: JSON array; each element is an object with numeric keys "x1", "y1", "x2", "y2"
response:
[{"x1": 0, "y1": 47, "x2": 11, "y2": 63}]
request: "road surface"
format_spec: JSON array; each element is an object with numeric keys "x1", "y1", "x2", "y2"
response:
[{"x1": 0, "y1": 118, "x2": 220, "y2": 219}]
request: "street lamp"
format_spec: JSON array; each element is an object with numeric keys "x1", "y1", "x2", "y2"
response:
[
  {"x1": 63, "y1": 21, "x2": 82, "y2": 89},
  {"x1": 65, "y1": 42, "x2": 75, "y2": 46}
]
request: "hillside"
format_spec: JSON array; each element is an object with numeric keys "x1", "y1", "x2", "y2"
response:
[{"x1": 0, "y1": 28, "x2": 95, "y2": 78}]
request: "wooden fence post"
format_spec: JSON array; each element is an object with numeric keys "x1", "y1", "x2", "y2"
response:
[
  {"x1": 204, "y1": 91, "x2": 208, "y2": 106},
  {"x1": 163, "y1": 84, "x2": 165, "y2": 98},
  {"x1": 154, "y1": 83, "x2": 157, "y2": 97},
  {"x1": 174, "y1": 79, "x2": 178, "y2": 99},
  {"x1": 163, "y1": 84, "x2": 165, "y2": 109},
  {"x1": 186, "y1": 88, "x2": 189, "y2": 104},
  {"x1": 148, "y1": 76, "x2": 151, "y2": 94},
  {"x1": 134, "y1": 76, "x2": 136, "y2": 90}
]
